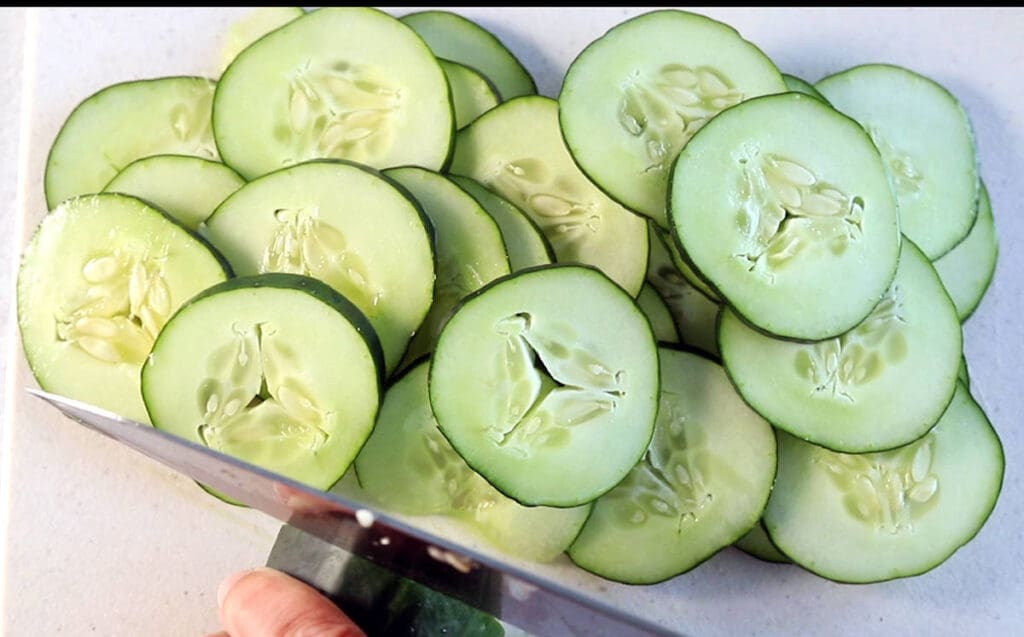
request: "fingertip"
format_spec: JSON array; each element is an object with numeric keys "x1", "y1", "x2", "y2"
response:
[{"x1": 217, "y1": 568, "x2": 256, "y2": 608}]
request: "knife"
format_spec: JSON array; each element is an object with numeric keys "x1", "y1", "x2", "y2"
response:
[{"x1": 27, "y1": 388, "x2": 674, "y2": 637}]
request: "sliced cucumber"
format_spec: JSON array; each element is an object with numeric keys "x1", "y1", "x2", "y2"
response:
[
  {"x1": 219, "y1": 7, "x2": 304, "y2": 73},
  {"x1": 450, "y1": 96, "x2": 649, "y2": 296},
  {"x1": 203, "y1": 160, "x2": 435, "y2": 374},
  {"x1": 17, "y1": 193, "x2": 229, "y2": 423},
  {"x1": 103, "y1": 154, "x2": 244, "y2": 230},
  {"x1": 781, "y1": 73, "x2": 827, "y2": 102},
  {"x1": 142, "y1": 273, "x2": 384, "y2": 491},
  {"x1": 734, "y1": 521, "x2": 790, "y2": 564},
  {"x1": 440, "y1": 59, "x2": 501, "y2": 129},
  {"x1": 671, "y1": 92, "x2": 901, "y2": 340},
  {"x1": 655, "y1": 224, "x2": 718, "y2": 302},
  {"x1": 816, "y1": 64, "x2": 979, "y2": 260},
  {"x1": 559, "y1": 10, "x2": 786, "y2": 226},
  {"x1": 45, "y1": 77, "x2": 218, "y2": 209},
  {"x1": 764, "y1": 383, "x2": 1004, "y2": 583},
  {"x1": 720, "y1": 240, "x2": 961, "y2": 453},
  {"x1": 400, "y1": 10, "x2": 536, "y2": 99},
  {"x1": 449, "y1": 175, "x2": 554, "y2": 271},
  {"x1": 214, "y1": 7, "x2": 453, "y2": 179},
  {"x1": 934, "y1": 181, "x2": 998, "y2": 320},
  {"x1": 958, "y1": 356, "x2": 970, "y2": 388},
  {"x1": 383, "y1": 167, "x2": 511, "y2": 364},
  {"x1": 429, "y1": 265, "x2": 659, "y2": 507},
  {"x1": 568, "y1": 348, "x2": 777, "y2": 584},
  {"x1": 646, "y1": 224, "x2": 720, "y2": 357},
  {"x1": 355, "y1": 361, "x2": 590, "y2": 562},
  {"x1": 636, "y1": 284, "x2": 680, "y2": 344}
]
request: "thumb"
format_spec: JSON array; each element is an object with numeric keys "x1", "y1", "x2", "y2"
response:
[{"x1": 215, "y1": 567, "x2": 366, "y2": 637}]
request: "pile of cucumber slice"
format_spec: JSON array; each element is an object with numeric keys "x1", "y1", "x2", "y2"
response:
[{"x1": 17, "y1": 7, "x2": 1002, "y2": 589}]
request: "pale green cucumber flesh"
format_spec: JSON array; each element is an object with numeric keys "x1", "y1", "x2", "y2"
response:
[
  {"x1": 430, "y1": 265, "x2": 659, "y2": 507},
  {"x1": 934, "y1": 181, "x2": 998, "y2": 320},
  {"x1": 219, "y1": 7, "x2": 305, "y2": 73},
  {"x1": 355, "y1": 361, "x2": 590, "y2": 562},
  {"x1": 203, "y1": 160, "x2": 435, "y2": 375},
  {"x1": 764, "y1": 383, "x2": 1004, "y2": 583},
  {"x1": 559, "y1": 9, "x2": 786, "y2": 226},
  {"x1": 439, "y1": 59, "x2": 501, "y2": 129},
  {"x1": 383, "y1": 167, "x2": 510, "y2": 367},
  {"x1": 816, "y1": 64, "x2": 979, "y2": 260},
  {"x1": 400, "y1": 10, "x2": 536, "y2": 99},
  {"x1": 450, "y1": 96, "x2": 648, "y2": 297},
  {"x1": 450, "y1": 175, "x2": 554, "y2": 271},
  {"x1": 781, "y1": 73, "x2": 827, "y2": 102},
  {"x1": 142, "y1": 273, "x2": 383, "y2": 491},
  {"x1": 720, "y1": 240, "x2": 962, "y2": 453},
  {"x1": 636, "y1": 283, "x2": 680, "y2": 344},
  {"x1": 734, "y1": 521, "x2": 791, "y2": 564},
  {"x1": 214, "y1": 7, "x2": 453, "y2": 180},
  {"x1": 18, "y1": 193, "x2": 229, "y2": 423},
  {"x1": 568, "y1": 348, "x2": 777, "y2": 584},
  {"x1": 671, "y1": 92, "x2": 901, "y2": 340},
  {"x1": 104, "y1": 154, "x2": 244, "y2": 230},
  {"x1": 45, "y1": 76, "x2": 218, "y2": 209}
]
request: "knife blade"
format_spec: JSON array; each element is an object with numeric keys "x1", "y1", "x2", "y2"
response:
[{"x1": 27, "y1": 388, "x2": 674, "y2": 637}]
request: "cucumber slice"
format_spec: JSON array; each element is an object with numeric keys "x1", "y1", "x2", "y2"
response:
[
  {"x1": 734, "y1": 521, "x2": 790, "y2": 564},
  {"x1": 568, "y1": 348, "x2": 777, "y2": 584},
  {"x1": 934, "y1": 181, "x2": 998, "y2": 320},
  {"x1": 214, "y1": 7, "x2": 453, "y2": 180},
  {"x1": 645, "y1": 224, "x2": 720, "y2": 357},
  {"x1": 429, "y1": 265, "x2": 659, "y2": 507},
  {"x1": 816, "y1": 64, "x2": 979, "y2": 260},
  {"x1": 439, "y1": 59, "x2": 501, "y2": 129},
  {"x1": 636, "y1": 284, "x2": 680, "y2": 344},
  {"x1": 355, "y1": 361, "x2": 590, "y2": 562},
  {"x1": 203, "y1": 160, "x2": 435, "y2": 375},
  {"x1": 958, "y1": 356, "x2": 970, "y2": 388},
  {"x1": 655, "y1": 224, "x2": 719, "y2": 302},
  {"x1": 103, "y1": 154, "x2": 244, "y2": 230},
  {"x1": 671, "y1": 92, "x2": 901, "y2": 340},
  {"x1": 450, "y1": 96, "x2": 649, "y2": 297},
  {"x1": 219, "y1": 7, "x2": 304, "y2": 73},
  {"x1": 400, "y1": 10, "x2": 536, "y2": 99},
  {"x1": 559, "y1": 10, "x2": 786, "y2": 226},
  {"x1": 781, "y1": 73, "x2": 827, "y2": 102},
  {"x1": 449, "y1": 175, "x2": 554, "y2": 271},
  {"x1": 383, "y1": 167, "x2": 511, "y2": 365},
  {"x1": 764, "y1": 383, "x2": 1004, "y2": 583},
  {"x1": 17, "y1": 193, "x2": 229, "y2": 423},
  {"x1": 142, "y1": 273, "x2": 384, "y2": 491},
  {"x1": 45, "y1": 76, "x2": 218, "y2": 209},
  {"x1": 720, "y1": 240, "x2": 962, "y2": 453}
]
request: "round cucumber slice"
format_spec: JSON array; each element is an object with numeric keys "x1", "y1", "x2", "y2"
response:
[
  {"x1": 429, "y1": 265, "x2": 659, "y2": 507},
  {"x1": 214, "y1": 7, "x2": 453, "y2": 180},
  {"x1": 355, "y1": 361, "x2": 590, "y2": 562},
  {"x1": 559, "y1": 10, "x2": 786, "y2": 227},
  {"x1": 764, "y1": 383, "x2": 1004, "y2": 583},
  {"x1": 142, "y1": 274, "x2": 383, "y2": 491},
  {"x1": 933, "y1": 181, "x2": 998, "y2": 321},
  {"x1": 568, "y1": 348, "x2": 777, "y2": 584},
  {"x1": 45, "y1": 76, "x2": 218, "y2": 209},
  {"x1": 449, "y1": 175, "x2": 555, "y2": 271},
  {"x1": 720, "y1": 240, "x2": 962, "y2": 453},
  {"x1": 203, "y1": 160, "x2": 435, "y2": 375},
  {"x1": 400, "y1": 10, "x2": 536, "y2": 99},
  {"x1": 382, "y1": 167, "x2": 511, "y2": 366},
  {"x1": 636, "y1": 283, "x2": 680, "y2": 345},
  {"x1": 670, "y1": 92, "x2": 901, "y2": 340},
  {"x1": 17, "y1": 193, "x2": 229, "y2": 423},
  {"x1": 781, "y1": 73, "x2": 827, "y2": 102},
  {"x1": 104, "y1": 154, "x2": 244, "y2": 230},
  {"x1": 439, "y1": 59, "x2": 500, "y2": 129},
  {"x1": 734, "y1": 521, "x2": 791, "y2": 564},
  {"x1": 450, "y1": 96, "x2": 649, "y2": 297},
  {"x1": 816, "y1": 64, "x2": 979, "y2": 260}
]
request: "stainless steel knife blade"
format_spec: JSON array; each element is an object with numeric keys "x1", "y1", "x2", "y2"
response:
[{"x1": 27, "y1": 388, "x2": 674, "y2": 637}]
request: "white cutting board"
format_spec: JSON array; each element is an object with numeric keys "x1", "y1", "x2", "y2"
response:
[{"x1": 2, "y1": 7, "x2": 1023, "y2": 636}]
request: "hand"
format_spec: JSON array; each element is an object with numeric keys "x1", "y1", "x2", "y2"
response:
[{"x1": 208, "y1": 567, "x2": 366, "y2": 637}]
